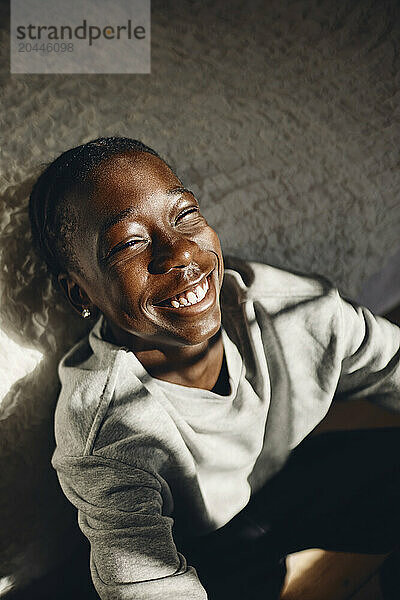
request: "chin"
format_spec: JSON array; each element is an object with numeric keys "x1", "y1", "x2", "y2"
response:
[{"x1": 179, "y1": 309, "x2": 222, "y2": 347}]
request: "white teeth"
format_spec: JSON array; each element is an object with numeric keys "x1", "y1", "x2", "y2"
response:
[
  {"x1": 186, "y1": 291, "x2": 197, "y2": 304},
  {"x1": 168, "y1": 276, "x2": 210, "y2": 308},
  {"x1": 195, "y1": 285, "x2": 206, "y2": 301}
]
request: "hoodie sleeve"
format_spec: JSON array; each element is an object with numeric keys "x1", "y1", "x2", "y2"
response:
[
  {"x1": 52, "y1": 453, "x2": 208, "y2": 600},
  {"x1": 335, "y1": 290, "x2": 400, "y2": 411}
]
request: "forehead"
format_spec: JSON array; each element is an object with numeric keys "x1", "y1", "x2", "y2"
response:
[{"x1": 88, "y1": 151, "x2": 180, "y2": 212}]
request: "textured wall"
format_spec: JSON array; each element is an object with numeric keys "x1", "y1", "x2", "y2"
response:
[{"x1": 0, "y1": 0, "x2": 399, "y2": 594}]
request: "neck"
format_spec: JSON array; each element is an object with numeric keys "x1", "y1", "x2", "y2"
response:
[
  {"x1": 103, "y1": 320, "x2": 224, "y2": 391},
  {"x1": 136, "y1": 330, "x2": 224, "y2": 390}
]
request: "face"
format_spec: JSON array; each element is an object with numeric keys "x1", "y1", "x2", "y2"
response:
[{"x1": 62, "y1": 151, "x2": 224, "y2": 349}]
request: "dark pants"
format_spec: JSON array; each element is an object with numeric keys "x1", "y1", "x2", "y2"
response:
[{"x1": 181, "y1": 428, "x2": 400, "y2": 599}]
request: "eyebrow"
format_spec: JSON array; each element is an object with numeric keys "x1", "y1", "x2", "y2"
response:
[{"x1": 99, "y1": 186, "x2": 195, "y2": 238}]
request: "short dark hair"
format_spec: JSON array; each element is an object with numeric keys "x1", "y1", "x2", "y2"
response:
[{"x1": 29, "y1": 136, "x2": 163, "y2": 279}]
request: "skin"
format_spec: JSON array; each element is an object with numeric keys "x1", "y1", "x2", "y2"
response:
[{"x1": 58, "y1": 151, "x2": 227, "y2": 391}]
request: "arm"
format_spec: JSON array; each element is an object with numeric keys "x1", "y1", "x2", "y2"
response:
[
  {"x1": 335, "y1": 290, "x2": 400, "y2": 411},
  {"x1": 52, "y1": 453, "x2": 208, "y2": 600}
]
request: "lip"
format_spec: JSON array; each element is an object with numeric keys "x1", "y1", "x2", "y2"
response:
[{"x1": 153, "y1": 268, "x2": 215, "y2": 306}]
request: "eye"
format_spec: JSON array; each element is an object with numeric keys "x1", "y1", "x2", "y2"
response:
[
  {"x1": 175, "y1": 207, "x2": 201, "y2": 225},
  {"x1": 106, "y1": 238, "x2": 147, "y2": 261}
]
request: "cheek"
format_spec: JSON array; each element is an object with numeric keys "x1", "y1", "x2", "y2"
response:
[
  {"x1": 95, "y1": 267, "x2": 145, "y2": 315},
  {"x1": 192, "y1": 227, "x2": 223, "y2": 279},
  {"x1": 194, "y1": 225, "x2": 222, "y2": 253},
  {"x1": 211, "y1": 230, "x2": 223, "y2": 255},
  {"x1": 101, "y1": 281, "x2": 152, "y2": 334},
  {"x1": 114, "y1": 273, "x2": 143, "y2": 307},
  {"x1": 200, "y1": 227, "x2": 224, "y2": 277}
]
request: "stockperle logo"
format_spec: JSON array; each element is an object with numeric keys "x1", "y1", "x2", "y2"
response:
[{"x1": 11, "y1": 0, "x2": 150, "y2": 74}]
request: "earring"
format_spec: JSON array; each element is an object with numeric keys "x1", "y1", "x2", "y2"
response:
[{"x1": 81, "y1": 307, "x2": 91, "y2": 319}]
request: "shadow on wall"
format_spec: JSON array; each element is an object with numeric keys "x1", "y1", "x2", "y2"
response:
[{"x1": 0, "y1": 174, "x2": 91, "y2": 593}]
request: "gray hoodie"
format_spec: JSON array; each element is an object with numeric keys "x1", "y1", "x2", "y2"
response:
[{"x1": 52, "y1": 257, "x2": 400, "y2": 599}]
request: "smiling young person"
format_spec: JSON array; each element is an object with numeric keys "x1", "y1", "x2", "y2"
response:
[
  {"x1": 29, "y1": 137, "x2": 400, "y2": 600},
  {"x1": 57, "y1": 148, "x2": 226, "y2": 391}
]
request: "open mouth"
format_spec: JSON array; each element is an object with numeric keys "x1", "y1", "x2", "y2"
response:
[{"x1": 155, "y1": 274, "x2": 211, "y2": 309}]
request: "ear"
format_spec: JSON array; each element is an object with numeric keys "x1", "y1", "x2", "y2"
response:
[{"x1": 57, "y1": 272, "x2": 96, "y2": 318}]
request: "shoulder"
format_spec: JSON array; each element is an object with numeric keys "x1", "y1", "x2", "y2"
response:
[
  {"x1": 54, "y1": 319, "x2": 176, "y2": 467},
  {"x1": 221, "y1": 256, "x2": 342, "y2": 355},
  {"x1": 222, "y1": 255, "x2": 335, "y2": 306},
  {"x1": 54, "y1": 317, "x2": 123, "y2": 457}
]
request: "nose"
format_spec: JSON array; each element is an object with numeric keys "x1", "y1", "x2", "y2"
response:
[{"x1": 148, "y1": 235, "x2": 198, "y2": 274}]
